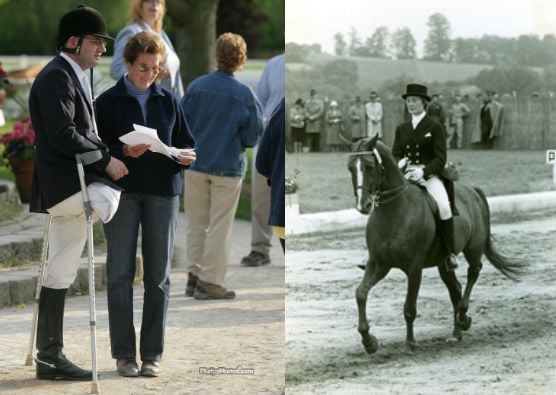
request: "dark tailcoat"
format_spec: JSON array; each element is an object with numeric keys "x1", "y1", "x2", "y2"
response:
[
  {"x1": 28, "y1": 55, "x2": 117, "y2": 213},
  {"x1": 392, "y1": 115, "x2": 447, "y2": 180}
]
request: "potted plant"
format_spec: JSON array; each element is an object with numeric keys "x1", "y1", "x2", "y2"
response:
[{"x1": 1, "y1": 116, "x2": 36, "y2": 203}]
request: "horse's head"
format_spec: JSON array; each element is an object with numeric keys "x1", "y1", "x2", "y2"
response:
[{"x1": 346, "y1": 135, "x2": 385, "y2": 214}]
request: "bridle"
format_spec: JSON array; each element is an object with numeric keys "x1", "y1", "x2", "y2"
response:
[{"x1": 349, "y1": 148, "x2": 407, "y2": 212}]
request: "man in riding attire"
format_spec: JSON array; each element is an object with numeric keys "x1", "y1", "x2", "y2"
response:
[{"x1": 392, "y1": 84, "x2": 458, "y2": 271}]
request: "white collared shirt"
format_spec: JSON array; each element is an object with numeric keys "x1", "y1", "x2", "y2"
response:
[
  {"x1": 60, "y1": 52, "x2": 90, "y2": 98},
  {"x1": 411, "y1": 112, "x2": 426, "y2": 129}
]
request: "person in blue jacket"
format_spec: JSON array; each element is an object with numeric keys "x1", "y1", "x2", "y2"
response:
[
  {"x1": 95, "y1": 31, "x2": 195, "y2": 378},
  {"x1": 256, "y1": 98, "x2": 285, "y2": 252},
  {"x1": 180, "y1": 32, "x2": 263, "y2": 300}
]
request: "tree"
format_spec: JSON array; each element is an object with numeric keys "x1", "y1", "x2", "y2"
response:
[
  {"x1": 366, "y1": 26, "x2": 390, "y2": 58},
  {"x1": 423, "y1": 13, "x2": 451, "y2": 61},
  {"x1": 334, "y1": 32, "x2": 347, "y2": 56},
  {"x1": 166, "y1": 0, "x2": 220, "y2": 89},
  {"x1": 390, "y1": 28, "x2": 416, "y2": 60},
  {"x1": 348, "y1": 27, "x2": 363, "y2": 56},
  {"x1": 216, "y1": 0, "x2": 270, "y2": 56}
]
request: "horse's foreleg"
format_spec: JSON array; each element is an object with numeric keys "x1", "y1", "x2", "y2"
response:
[
  {"x1": 404, "y1": 268, "x2": 423, "y2": 350},
  {"x1": 356, "y1": 259, "x2": 389, "y2": 354},
  {"x1": 458, "y1": 254, "x2": 483, "y2": 331},
  {"x1": 438, "y1": 265, "x2": 463, "y2": 341}
]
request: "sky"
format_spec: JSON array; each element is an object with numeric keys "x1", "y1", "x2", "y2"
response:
[{"x1": 285, "y1": 0, "x2": 556, "y2": 56}]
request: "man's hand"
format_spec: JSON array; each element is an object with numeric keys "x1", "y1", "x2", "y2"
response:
[{"x1": 105, "y1": 156, "x2": 128, "y2": 181}]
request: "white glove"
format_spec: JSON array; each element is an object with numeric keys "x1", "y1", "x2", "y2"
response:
[
  {"x1": 397, "y1": 158, "x2": 409, "y2": 171},
  {"x1": 406, "y1": 167, "x2": 424, "y2": 182}
]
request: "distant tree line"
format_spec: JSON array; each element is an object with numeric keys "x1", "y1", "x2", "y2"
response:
[{"x1": 289, "y1": 12, "x2": 556, "y2": 68}]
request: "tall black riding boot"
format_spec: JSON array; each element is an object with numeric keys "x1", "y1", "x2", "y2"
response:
[
  {"x1": 35, "y1": 286, "x2": 92, "y2": 381},
  {"x1": 440, "y1": 218, "x2": 458, "y2": 272}
]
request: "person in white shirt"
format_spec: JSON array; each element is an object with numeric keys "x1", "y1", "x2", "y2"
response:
[{"x1": 365, "y1": 91, "x2": 383, "y2": 139}]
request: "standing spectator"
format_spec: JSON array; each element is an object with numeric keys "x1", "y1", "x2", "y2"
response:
[
  {"x1": 348, "y1": 96, "x2": 367, "y2": 143},
  {"x1": 472, "y1": 90, "x2": 504, "y2": 150},
  {"x1": 96, "y1": 31, "x2": 195, "y2": 378},
  {"x1": 426, "y1": 93, "x2": 446, "y2": 127},
  {"x1": 110, "y1": 0, "x2": 183, "y2": 99},
  {"x1": 180, "y1": 33, "x2": 263, "y2": 299},
  {"x1": 325, "y1": 100, "x2": 343, "y2": 152},
  {"x1": 304, "y1": 88, "x2": 324, "y2": 152},
  {"x1": 241, "y1": 53, "x2": 284, "y2": 267},
  {"x1": 448, "y1": 94, "x2": 470, "y2": 149},
  {"x1": 256, "y1": 98, "x2": 285, "y2": 252},
  {"x1": 28, "y1": 5, "x2": 128, "y2": 381},
  {"x1": 365, "y1": 91, "x2": 383, "y2": 139},
  {"x1": 289, "y1": 98, "x2": 306, "y2": 153}
]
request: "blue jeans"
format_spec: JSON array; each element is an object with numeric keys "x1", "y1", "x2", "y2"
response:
[{"x1": 104, "y1": 193, "x2": 178, "y2": 362}]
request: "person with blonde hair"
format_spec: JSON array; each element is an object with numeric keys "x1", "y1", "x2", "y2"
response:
[
  {"x1": 96, "y1": 31, "x2": 195, "y2": 378},
  {"x1": 110, "y1": 0, "x2": 183, "y2": 98},
  {"x1": 180, "y1": 33, "x2": 263, "y2": 300}
]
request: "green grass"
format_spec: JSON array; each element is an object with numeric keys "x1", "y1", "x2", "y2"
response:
[{"x1": 286, "y1": 149, "x2": 555, "y2": 214}]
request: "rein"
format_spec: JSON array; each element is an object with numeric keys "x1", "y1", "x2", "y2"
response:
[{"x1": 365, "y1": 184, "x2": 408, "y2": 211}]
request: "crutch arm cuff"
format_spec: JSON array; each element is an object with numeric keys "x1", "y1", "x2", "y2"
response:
[{"x1": 85, "y1": 150, "x2": 111, "y2": 175}]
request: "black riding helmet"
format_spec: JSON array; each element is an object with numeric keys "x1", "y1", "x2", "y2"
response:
[{"x1": 57, "y1": 5, "x2": 113, "y2": 52}]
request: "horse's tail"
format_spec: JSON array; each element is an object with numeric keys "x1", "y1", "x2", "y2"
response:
[{"x1": 474, "y1": 186, "x2": 525, "y2": 282}]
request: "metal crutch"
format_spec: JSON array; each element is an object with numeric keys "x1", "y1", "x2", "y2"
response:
[
  {"x1": 76, "y1": 150, "x2": 103, "y2": 395},
  {"x1": 25, "y1": 214, "x2": 51, "y2": 366}
]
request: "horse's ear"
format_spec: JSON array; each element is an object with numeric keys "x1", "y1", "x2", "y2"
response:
[
  {"x1": 368, "y1": 134, "x2": 379, "y2": 149},
  {"x1": 360, "y1": 134, "x2": 379, "y2": 151}
]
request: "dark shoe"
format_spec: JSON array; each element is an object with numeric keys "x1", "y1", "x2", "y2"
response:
[
  {"x1": 445, "y1": 254, "x2": 458, "y2": 272},
  {"x1": 116, "y1": 358, "x2": 139, "y2": 377},
  {"x1": 36, "y1": 353, "x2": 92, "y2": 381},
  {"x1": 241, "y1": 250, "x2": 270, "y2": 267},
  {"x1": 194, "y1": 280, "x2": 236, "y2": 300},
  {"x1": 185, "y1": 272, "x2": 199, "y2": 297},
  {"x1": 140, "y1": 360, "x2": 160, "y2": 377}
]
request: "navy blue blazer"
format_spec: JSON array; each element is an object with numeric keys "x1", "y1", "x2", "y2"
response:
[
  {"x1": 29, "y1": 55, "x2": 117, "y2": 213},
  {"x1": 391, "y1": 114, "x2": 447, "y2": 180},
  {"x1": 256, "y1": 98, "x2": 285, "y2": 228}
]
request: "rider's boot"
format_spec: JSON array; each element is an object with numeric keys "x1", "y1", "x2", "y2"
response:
[{"x1": 440, "y1": 217, "x2": 458, "y2": 272}]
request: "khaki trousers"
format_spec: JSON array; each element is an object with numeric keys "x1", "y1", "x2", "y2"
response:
[
  {"x1": 184, "y1": 170, "x2": 242, "y2": 286},
  {"x1": 250, "y1": 144, "x2": 273, "y2": 255}
]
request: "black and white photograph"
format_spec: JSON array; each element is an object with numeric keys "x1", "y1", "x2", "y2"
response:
[{"x1": 285, "y1": 0, "x2": 556, "y2": 394}]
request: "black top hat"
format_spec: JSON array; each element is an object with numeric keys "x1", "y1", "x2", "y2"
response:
[{"x1": 401, "y1": 84, "x2": 431, "y2": 101}]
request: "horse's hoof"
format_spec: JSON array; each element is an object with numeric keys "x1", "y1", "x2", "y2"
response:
[
  {"x1": 362, "y1": 334, "x2": 379, "y2": 354},
  {"x1": 405, "y1": 340, "x2": 421, "y2": 352},
  {"x1": 457, "y1": 314, "x2": 472, "y2": 331},
  {"x1": 446, "y1": 335, "x2": 462, "y2": 343}
]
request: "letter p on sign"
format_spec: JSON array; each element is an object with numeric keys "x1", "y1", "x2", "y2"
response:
[{"x1": 547, "y1": 150, "x2": 556, "y2": 164}]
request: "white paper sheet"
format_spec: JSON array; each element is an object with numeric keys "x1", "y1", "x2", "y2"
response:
[{"x1": 119, "y1": 124, "x2": 195, "y2": 161}]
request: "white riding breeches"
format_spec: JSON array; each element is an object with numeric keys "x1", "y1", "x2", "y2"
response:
[
  {"x1": 405, "y1": 166, "x2": 452, "y2": 220},
  {"x1": 43, "y1": 183, "x2": 121, "y2": 289}
]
